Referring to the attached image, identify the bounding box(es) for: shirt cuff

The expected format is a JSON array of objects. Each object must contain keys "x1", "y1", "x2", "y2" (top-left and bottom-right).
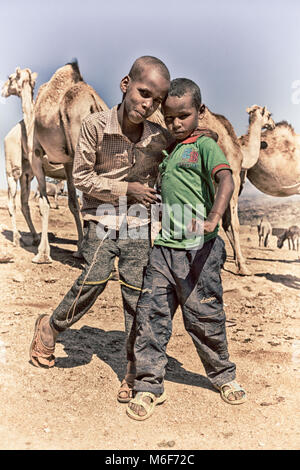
[
  {"x1": 110, "y1": 180, "x2": 128, "y2": 197},
  {"x1": 211, "y1": 164, "x2": 231, "y2": 180}
]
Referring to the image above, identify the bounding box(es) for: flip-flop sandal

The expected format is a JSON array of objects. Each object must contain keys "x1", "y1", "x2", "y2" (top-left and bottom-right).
[
  {"x1": 117, "y1": 378, "x2": 134, "y2": 403},
  {"x1": 126, "y1": 391, "x2": 167, "y2": 421},
  {"x1": 215, "y1": 380, "x2": 247, "y2": 405},
  {"x1": 29, "y1": 314, "x2": 55, "y2": 368}
]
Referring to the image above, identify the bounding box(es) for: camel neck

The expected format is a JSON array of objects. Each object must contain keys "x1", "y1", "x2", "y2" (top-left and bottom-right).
[
  {"x1": 20, "y1": 82, "x2": 35, "y2": 132},
  {"x1": 242, "y1": 117, "x2": 263, "y2": 169}
]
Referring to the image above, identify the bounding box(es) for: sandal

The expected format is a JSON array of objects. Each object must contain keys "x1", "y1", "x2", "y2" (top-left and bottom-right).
[
  {"x1": 215, "y1": 380, "x2": 247, "y2": 405},
  {"x1": 117, "y1": 377, "x2": 134, "y2": 403},
  {"x1": 126, "y1": 391, "x2": 167, "y2": 421},
  {"x1": 29, "y1": 314, "x2": 55, "y2": 368}
]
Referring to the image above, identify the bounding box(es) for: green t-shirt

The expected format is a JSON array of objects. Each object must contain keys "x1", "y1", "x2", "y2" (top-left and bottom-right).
[{"x1": 154, "y1": 135, "x2": 231, "y2": 250}]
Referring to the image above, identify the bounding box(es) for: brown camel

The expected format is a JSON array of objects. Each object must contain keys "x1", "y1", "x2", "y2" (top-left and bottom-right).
[
  {"x1": 151, "y1": 105, "x2": 252, "y2": 275},
  {"x1": 238, "y1": 105, "x2": 275, "y2": 169},
  {"x1": 3, "y1": 62, "x2": 108, "y2": 263},
  {"x1": 199, "y1": 106, "x2": 252, "y2": 274},
  {"x1": 247, "y1": 121, "x2": 300, "y2": 197},
  {"x1": 3, "y1": 120, "x2": 66, "y2": 247},
  {"x1": 2, "y1": 68, "x2": 66, "y2": 247}
]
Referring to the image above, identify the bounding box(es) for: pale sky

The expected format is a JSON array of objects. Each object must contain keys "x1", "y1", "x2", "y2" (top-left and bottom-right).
[{"x1": 1, "y1": 0, "x2": 299, "y2": 195}]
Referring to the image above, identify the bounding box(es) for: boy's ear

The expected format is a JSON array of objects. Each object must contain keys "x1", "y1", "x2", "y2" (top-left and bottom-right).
[
  {"x1": 198, "y1": 104, "x2": 206, "y2": 120},
  {"x1": 120, "y1": 75, "x2": 131, "y2": 94}
]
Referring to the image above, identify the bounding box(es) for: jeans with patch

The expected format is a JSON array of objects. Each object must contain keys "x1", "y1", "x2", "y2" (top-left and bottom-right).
[
  {"x1": 133, "y1": 236, "x2": 236, "y2": 394},
  {"x1": 50, "y1": 220, "x2": 151, "y2": 361}
]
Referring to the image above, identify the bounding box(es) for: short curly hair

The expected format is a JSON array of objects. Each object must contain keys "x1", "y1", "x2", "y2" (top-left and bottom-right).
[{"x1": 165, "y1": 78, "x2": 202, "y2": 110}]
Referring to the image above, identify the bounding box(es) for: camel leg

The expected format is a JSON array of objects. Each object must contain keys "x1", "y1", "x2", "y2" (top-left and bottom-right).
[
  {"x1": 7, "y1": 175, "x2": 21, "y2": 246},
  {"x1": 54, "y1": 192, "x2": 59, "y2": 209},
  {"x1": 19, "y1": 171, "x2": 39, "y2": 246},
  {"x1": 264, "y1": 233, "x2": 269, "y2": 247},
  {"x1": 63, "y1": 162, "x2": 83, "y2": 257},
  {"x1": 31, "y1": 153, "x2": 52, "y2": 264},
  {"x1": 222, "y1": 194, "x2": 251, "y2": 276}
]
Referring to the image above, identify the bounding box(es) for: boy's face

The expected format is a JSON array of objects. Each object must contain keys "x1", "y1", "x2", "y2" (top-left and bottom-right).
[
  {"x1": 163, "y1": 93, "x2": 200, "y2": 141},
  {"x1": 120, "y1": 65, "x2": 170, "y2": 124}
]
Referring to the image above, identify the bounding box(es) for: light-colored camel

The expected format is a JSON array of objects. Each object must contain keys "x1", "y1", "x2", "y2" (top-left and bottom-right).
[
  {"x1": 247, "y1": 121, "x2": 300, "y2": 197},
  {"x1": 238, "y1": 104, "x2": 275, "y2": 195},
  {"x1": 198, "y1": 106, "x2": 253, "y2": 274},
  {"x1": 3, "y1": 62, "x2": 108, "y2": 263},
  {"x1": 2, "y1": 68, "x2": 65, "y2": 247},
  {"x1": 238, "y1": 105, "x2": 275, "y2": 169},
  {"x1": 151, "y1": 105, "x2": 254, "y2": 275},
  {"x1": 257, "y1": 218, "x2": 272, "y2": 247},
  {"x1": 277, "y1": 225, "x2": 300, "y2": 251},
  {"x1": 34, "y1": 180, "x2": 65, "y2": 209}
]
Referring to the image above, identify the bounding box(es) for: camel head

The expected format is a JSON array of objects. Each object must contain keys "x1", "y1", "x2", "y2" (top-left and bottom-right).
[
  {"x1": 246, "y1": 105, "x2": 275, "y2": 131},
  {"x1": 1, "y1": 67, "x2": 37, "y2": 98}
]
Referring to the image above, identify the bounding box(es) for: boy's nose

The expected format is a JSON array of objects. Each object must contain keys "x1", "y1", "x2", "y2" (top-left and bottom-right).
[
  {"x1": 173, "y1": 118, "x2": 181, "y2": 129},
  {"x1": 142, "y1": 98, "x2": 153, "y2": 111}
]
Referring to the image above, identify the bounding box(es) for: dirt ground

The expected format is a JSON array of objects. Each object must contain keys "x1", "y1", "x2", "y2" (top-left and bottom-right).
[{"x1": 0, "y1": 189, "x2": 299, "y2": 451}]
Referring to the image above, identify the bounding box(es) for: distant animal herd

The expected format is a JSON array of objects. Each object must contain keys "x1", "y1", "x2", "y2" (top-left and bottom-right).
[{"x1": 257, "y1": 218, "x2": 299, "y2": 251}]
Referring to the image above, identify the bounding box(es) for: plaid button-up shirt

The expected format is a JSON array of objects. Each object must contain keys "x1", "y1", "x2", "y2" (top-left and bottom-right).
[{"x1": 73, "y1": 105, "x2": 173, "y2": 228}]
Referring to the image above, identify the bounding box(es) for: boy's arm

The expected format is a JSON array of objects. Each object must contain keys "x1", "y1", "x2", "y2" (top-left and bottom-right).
[
  {"x1": 73, "y1": 118, "x2": 128, "y2": 201},
  {"x1": 204, "y1": 169, "x2": 234, "y2": 233},
  {"x1": 73, "y1": 117, "x2": 159, "y2": 205}
]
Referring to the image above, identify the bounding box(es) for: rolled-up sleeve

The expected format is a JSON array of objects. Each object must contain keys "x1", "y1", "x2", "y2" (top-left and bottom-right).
[{"x1": 73, "y1": 116, "x2": 128, "y2": 201}]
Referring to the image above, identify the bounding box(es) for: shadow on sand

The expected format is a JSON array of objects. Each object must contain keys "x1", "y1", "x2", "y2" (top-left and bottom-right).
[
  {"x1": 2, "y1": 229, "x2": 83, "y2": 269},
  {"x1": 54, "y1": 325, "x2": 213, "y2": 392},
  {"x1": 255, "y1": 272, "x2": 300, "y2": 290}
]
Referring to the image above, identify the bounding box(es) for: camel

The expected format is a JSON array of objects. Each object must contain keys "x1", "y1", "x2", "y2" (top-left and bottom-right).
[
  {"x1": 277, "y1": 225, "x2": 300, "y2": 251},
  {"x1": 246, "y1": 121, "x2": 300, "y2": 197},
  {"x1": 34, "y1": 180, "x2": 65, "y2": 209},
  {"x1": 2, "y1": 68, "x2": 66, "y2": 247},
  {"x1": 3, "y1": 120, "x2": 66, "y2": 247},
  {"x1": 238, "y1": 104, "x2": 276, "y2": 195},
  {"x1": 257, "y1": 218, "x2": 272, "y2": 247},
  {"x1": 197, "y1": 106, "x2": 253, "y2": 274},
  {"x1": 2, "y1": 62, "x2": 108, "y2": 263},
  {"x1": 239, "y1": 105, "x2": 275, "y2": 169},
  {"x1": 150, "y1": 105, "x2": 258, "y2": 275}
]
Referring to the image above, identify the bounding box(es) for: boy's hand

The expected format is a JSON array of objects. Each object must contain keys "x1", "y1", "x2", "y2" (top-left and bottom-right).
[
  {"x1": 204, "y1": 219, "x2": 218, "y2": 233},
  {"x1": 127, "y1": 182, "x2": 158, "y2": 205}
]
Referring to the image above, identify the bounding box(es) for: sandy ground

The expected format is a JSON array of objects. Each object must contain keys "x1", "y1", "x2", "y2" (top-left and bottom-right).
[{"x1": 0, "y1": 190, "x2": 299, "y2": 451}]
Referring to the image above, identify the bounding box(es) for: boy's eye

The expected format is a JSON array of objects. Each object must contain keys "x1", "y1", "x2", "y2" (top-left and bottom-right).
[{"x1": 139, "y1": 89, "x2": 150, "y2": 98}]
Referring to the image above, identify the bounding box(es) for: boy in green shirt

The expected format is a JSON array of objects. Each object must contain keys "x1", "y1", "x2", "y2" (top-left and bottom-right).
[{"x1": 127, "y1": 78, "x2": 246, "y2": 421}]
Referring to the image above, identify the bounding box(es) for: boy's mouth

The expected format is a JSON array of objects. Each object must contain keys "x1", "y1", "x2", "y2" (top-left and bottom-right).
[
  {"x1": 135, "y1": 110, "x2": 146, "y2": 119},
  {"x1": 173, "y1": 130, "x2": 186, "y2": 137}
]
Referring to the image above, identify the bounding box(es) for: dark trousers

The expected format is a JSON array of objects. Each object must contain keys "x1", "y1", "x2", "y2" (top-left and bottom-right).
[
  {"x1": 133, "y1": 236, "x2": 236, "y2": 394},
  {"x1": 50, "y1": 220, "x2": 151, "y2": 361}
]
